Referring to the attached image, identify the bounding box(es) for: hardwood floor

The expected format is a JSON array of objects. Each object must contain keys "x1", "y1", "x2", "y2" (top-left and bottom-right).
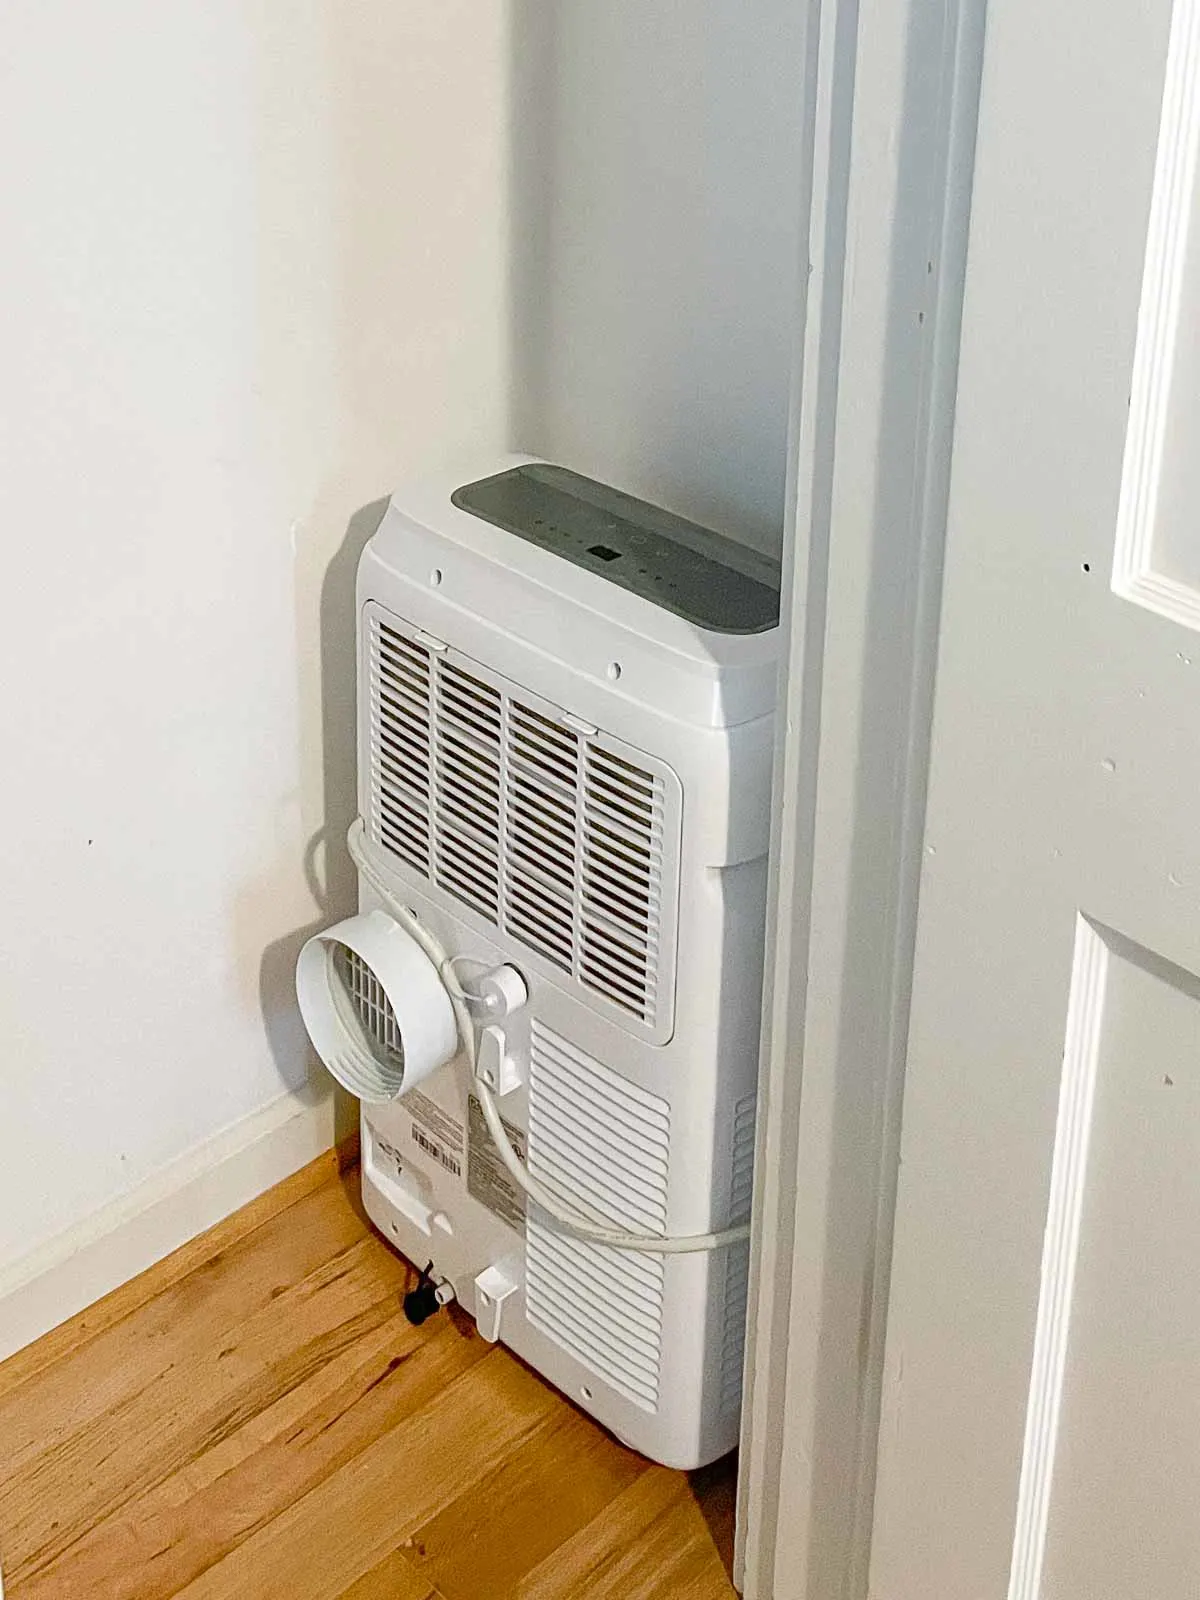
[{"x1": 0, "y1": 1147, "x2": 738, "y2": 1599}]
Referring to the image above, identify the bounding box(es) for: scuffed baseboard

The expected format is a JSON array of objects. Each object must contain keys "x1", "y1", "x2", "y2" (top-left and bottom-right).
[{"x1": 0, "y1": 1087, "x2": 349, "y2": 1365}]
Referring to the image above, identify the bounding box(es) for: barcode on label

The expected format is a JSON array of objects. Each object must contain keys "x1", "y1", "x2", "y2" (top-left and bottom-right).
[{"x1": 412, "y1": 1125, "x2": 462, "y2": 1177}]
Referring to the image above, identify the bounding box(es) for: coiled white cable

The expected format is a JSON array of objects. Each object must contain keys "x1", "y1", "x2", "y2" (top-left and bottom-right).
[{"x1": 346, "y1": 820, "x2": 751, "y2": 1256}]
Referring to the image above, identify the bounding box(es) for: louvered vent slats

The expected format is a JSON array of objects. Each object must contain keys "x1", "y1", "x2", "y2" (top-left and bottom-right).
[
  {"x1": 525, "y1": 1023, "x2": 669, "y2": 1411},
  {"x1": 720, "y1": 1246, "x2": 751, "y2": 1413},
  {"x1": 528, "y1": 1227, "x2": 665, "y2": 1336},
  {"x1": 730, "y1": 1094, "x2": 757, "y2": 1223},
  {"x1": 366, "y1": 606, "x2": 678, "y2": 1033},
  {"x1": 432, "y1": 659, "x2": 502, "y2": 924},
  {"x1": 335, "y1": 945, "x2": 406, "y2": 1071},
  {"x1": 369, "y1": 627, "x2": 430, "y2": 870},
  {"x1": 719, "y1": 1093, "x2": 757, "y2": 1413}
]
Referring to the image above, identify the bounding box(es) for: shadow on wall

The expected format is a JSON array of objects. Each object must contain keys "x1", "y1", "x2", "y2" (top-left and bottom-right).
[
  {"x1": 236, "y1": 0, "x2": 509, "y2": 1101},
  {"x1": 255, "y1": 498, "x2": 388, "y2": 1120},
  {"x1": 307, "y1": 497, "x2": 391, "y2": 920},
  {"x1": 508, "y1": 0, "x2": 558, "y2": 467},
  {"x1": 507, "y1": 0, "x2": 806, "y2": 559}
]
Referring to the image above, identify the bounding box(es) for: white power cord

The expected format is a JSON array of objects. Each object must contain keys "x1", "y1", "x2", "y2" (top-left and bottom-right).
[{"x1": 346, "y1": 820, "x2": 750, "y2": 1256}]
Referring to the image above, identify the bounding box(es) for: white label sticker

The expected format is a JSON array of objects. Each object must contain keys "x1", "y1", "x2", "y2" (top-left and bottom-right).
[{"x1": 406, "y1": 1090, "x2": 465, "y2": 1179}]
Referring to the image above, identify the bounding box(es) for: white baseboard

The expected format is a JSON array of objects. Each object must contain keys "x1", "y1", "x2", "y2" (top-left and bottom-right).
[{"x1": 0, "y1": 1088, "x2": 341, "y2": 1365}]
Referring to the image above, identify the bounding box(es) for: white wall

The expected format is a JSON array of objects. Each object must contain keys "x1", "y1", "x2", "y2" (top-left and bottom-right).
[
  {"x1": 0, "y1": 0, "x2": 510, "y2": 1317},
  {"x1": 0, "y1": 0, "x2": 804, "y2": 1347},
  {"x1": 511, "y1": 0, "x2": 806, "y2": 556}
]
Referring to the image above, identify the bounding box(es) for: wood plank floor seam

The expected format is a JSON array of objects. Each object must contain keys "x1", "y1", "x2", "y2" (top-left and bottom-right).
[{"x1": 0, "y1": 1151, "x2": 736, "y2": 1599}]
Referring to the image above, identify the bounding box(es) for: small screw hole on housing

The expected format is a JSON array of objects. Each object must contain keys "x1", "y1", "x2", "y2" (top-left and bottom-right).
[
  {"x1": 606, "y1": 661, "x2": 622, "y2": 682},
  {"x1": 430, "y1": 568, "x2": 443, "y2": 587},
  {"x1": 1082, "y1": 562, "x2": 1091, "y2": 573}
]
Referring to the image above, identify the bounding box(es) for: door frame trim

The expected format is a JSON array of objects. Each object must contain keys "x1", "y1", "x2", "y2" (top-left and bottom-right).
[{"x1": 736, "y1": 2, "x2": 988, "y2": 1594}]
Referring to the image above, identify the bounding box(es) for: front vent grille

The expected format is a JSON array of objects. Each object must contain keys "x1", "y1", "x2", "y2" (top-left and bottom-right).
[
  {"x1": 365, "y1": 605, "x2": 680, "y2": 1036},
  {"x1": 370, "y1": 623, "x2": 432, "y2": 874},
  {"x1": 525, "y1": 1023, "x2": 669, "y2": 1411},
  {"x1": 719, "y1": 1093, "x2": 757, "y2": 1413}
]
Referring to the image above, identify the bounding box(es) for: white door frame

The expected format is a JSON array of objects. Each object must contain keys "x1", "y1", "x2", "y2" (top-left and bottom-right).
[{"x1": 737, "y1": 1, "x2": 987, "y2": 1594}]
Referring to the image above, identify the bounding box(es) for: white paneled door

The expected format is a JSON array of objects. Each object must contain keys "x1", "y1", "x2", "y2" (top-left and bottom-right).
[{"x1": 869, "y1": 2, "x2": 1200, "y2": 1597}]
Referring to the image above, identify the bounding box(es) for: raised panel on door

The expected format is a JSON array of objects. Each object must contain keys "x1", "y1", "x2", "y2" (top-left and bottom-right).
[
  {"x1": 1023, "y1": 923, "x2": 1200, "y2": 1600},
  {"x1": 1114, "y1": 0, "x2": 1200, "y2": 624},
  {"x1": 868, "y1": 0, "x2": 1200, "y2": 1594}
]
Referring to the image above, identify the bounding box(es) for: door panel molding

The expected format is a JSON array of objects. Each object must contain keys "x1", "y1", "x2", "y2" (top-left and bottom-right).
[
  {"x1": 1009, "y1": 918, "x2": 1200, "y2": 1597},
  {"x1": 1008, "y1": 917, "x2": 1107, "y2": 1600},
  {"x1": 1113, "y1": 0, "x2": 1200, "y2": 630}
]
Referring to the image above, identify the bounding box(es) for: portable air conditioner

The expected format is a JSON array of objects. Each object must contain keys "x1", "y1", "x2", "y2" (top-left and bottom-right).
[{"x1": 296, "y1": 455, "x2": 779, "y2": 1470}]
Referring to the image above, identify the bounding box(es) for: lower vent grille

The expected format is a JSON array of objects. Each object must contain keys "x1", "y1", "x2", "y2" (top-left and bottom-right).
[
  {"x1": 525, "y1": 1023, "x2": 669, "y2": 1411},
  {"x1": 730, "y1": 1094, "x2": 757, "y2": 1223},
  {"x1": 720, "y1": 1094, "x2": 757, "y2": 1413},
  {"x1": 720, "y1": 1245, "x2": 751, "y2": 1414}
]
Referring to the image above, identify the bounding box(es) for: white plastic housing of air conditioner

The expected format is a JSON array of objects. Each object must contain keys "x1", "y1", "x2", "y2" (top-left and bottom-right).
[{"x1": 346, "y1": 454, "x2": 776, "y2": 1470}]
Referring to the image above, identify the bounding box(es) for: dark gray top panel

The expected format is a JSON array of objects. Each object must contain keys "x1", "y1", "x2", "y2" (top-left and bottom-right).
[{"x1": 451, "y1": 464, "x2": 780, "y2": 635}]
